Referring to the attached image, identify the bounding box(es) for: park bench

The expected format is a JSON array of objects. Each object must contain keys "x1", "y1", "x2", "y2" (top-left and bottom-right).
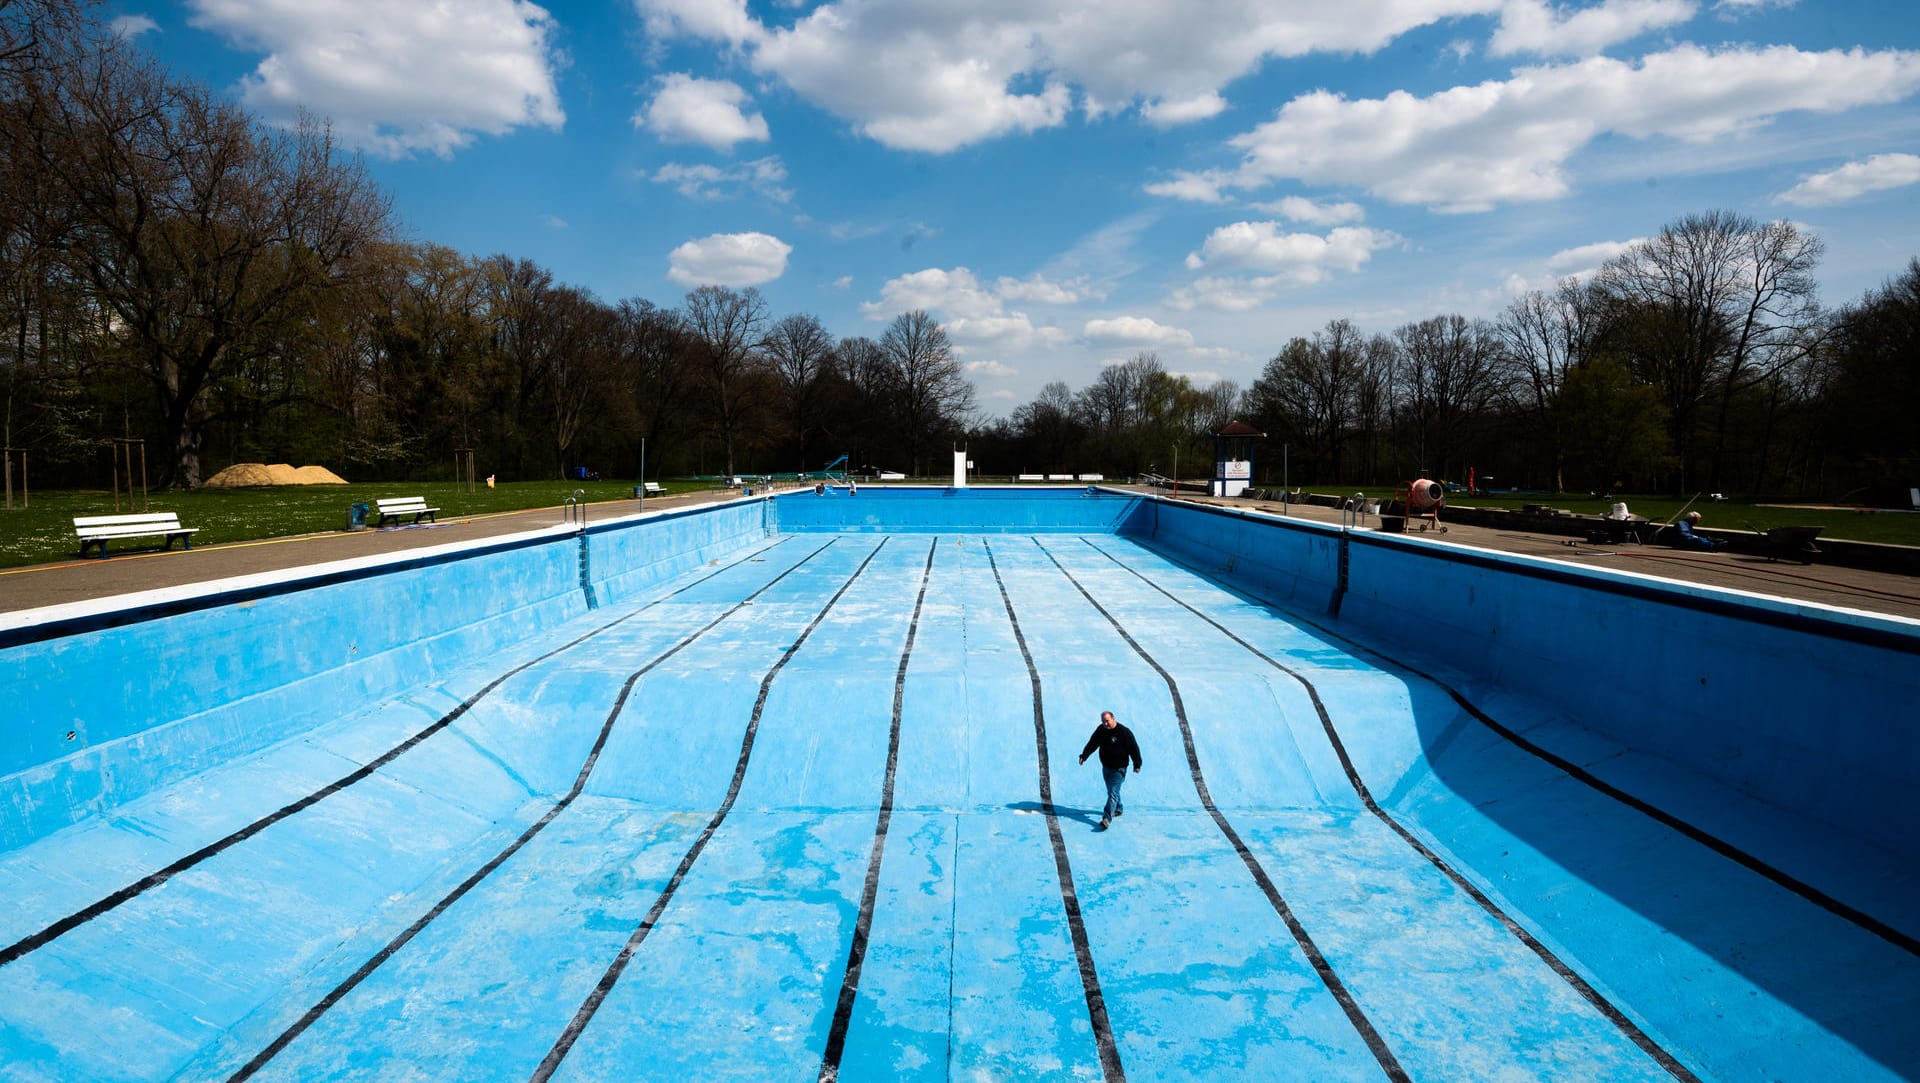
[
  {"x1": 1047, "y1": 473, "x2": 1074, "y2": 482},
  {"x1": 642, "y1": 481, "x2": 664, "y2": 495},
  {"x1": 373, "y1": 496, "x2": 438, "y2": 527},
  {"x1": 1016, "y1": 474, "x2": 1044, "y2": 482},
  {"x1": 1078, "y1": 474, "x2": 1104, "y2": 482},
  {"x1": 74, "y1": 512, "x2": 198, "y2": 558}
]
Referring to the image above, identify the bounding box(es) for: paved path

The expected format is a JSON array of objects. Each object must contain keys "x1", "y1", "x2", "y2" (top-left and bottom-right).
[
  {"x1": 4, "y1": 484, "x2": 1917, "y2": 622},
  {"x1": 1198, "y1": 492, "x2": 1920, "y2": 621},
  {"x1": 0, "y1": 487, "x2": 755, "y2": 616}
]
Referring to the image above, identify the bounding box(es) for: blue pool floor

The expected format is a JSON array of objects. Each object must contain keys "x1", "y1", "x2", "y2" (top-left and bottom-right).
[{"x1": 2, "y1": 534, "x2": 1916, "y2": 1081}]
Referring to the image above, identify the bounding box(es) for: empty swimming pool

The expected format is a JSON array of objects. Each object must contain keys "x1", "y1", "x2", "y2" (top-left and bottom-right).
[{"x1": 2, "y1": 488, "x2": 1916, "y2": 1081}]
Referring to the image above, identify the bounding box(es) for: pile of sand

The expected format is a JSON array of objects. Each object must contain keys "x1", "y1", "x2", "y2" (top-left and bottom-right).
[{"x1": 204, "y1": 463, "x2": 349, "y2": 487}]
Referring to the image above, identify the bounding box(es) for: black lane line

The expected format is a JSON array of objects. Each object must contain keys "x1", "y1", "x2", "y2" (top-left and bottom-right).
[
  {"x1": 984, "y1": 539, "x2": 1125, "y2": 1083},
  {"x1": 531, "y1": 538, "x2": 893, "y2": 1082},
  {"x1": 818, "y1": 538, "x2": 939, "y2": 1082},
  {"x1": 1029, "y1": 538, "x2": 1410, "y2": 1083},
  {"x1": 226, "y1": 538, "x2": 841, "y2": 1082},
  {"x1": 1141, "y1": 541, "x2": 1920, "y2": 961},
  {"x1": 1080, "y1": 538, "x2": 1701, "y2": 1082},
  {"x1": 0, "y1": 537, "x2": 796, "y2": 971}
]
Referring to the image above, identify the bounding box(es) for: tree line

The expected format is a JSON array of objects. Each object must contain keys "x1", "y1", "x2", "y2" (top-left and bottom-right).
[
  {"x1": 1, "y1": 0, "x2": 976, "y2": 488},
  {"x1": 4, "y1": 0, "x2": 1914, "y2": 499},
  {"x1": 980, "y1": 217, "x2": 1916, "y2": 502}
]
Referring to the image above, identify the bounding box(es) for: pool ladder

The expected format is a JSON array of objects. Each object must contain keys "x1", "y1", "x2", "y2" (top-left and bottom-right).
[
  {"x1": 563, "y1": 489, "x2": 587, "y2": 526},
  {"x1": 1339, "y1": 492, "x2": 1370, "y2": 531}
]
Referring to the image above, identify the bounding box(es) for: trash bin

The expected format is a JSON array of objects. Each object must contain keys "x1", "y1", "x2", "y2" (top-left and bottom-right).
[{"x1": 347, "y1": 501, "x2": 370, "y2": 530}]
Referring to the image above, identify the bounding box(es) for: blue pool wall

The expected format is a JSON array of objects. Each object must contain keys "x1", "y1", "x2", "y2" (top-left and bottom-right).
[
  {"x1": 0, "y1": 500, "x2": 769, "y2": 848},
  {"x1": 774, "y1": 484, "x2": 1153, "y2": 533},
  {"x1": 5, "y1": 486, "x2": 1916, "y2": 864},
  {"x1": 1141, "y1": 498, "x2": 1920, "y2": 860}
]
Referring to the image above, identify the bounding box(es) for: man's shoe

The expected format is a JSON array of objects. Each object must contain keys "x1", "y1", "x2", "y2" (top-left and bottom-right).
[
  {"x1": 1113, "y1": 809, "x2": 1122, "y2": 817},
  {"x1": 1097, "y1": 819, "x2": 1110, "y2": 830}
]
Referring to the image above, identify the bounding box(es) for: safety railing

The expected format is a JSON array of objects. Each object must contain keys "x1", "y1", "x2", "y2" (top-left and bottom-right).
[
  {"x1": 563, "y1": 489, "x2": 586, "y2": 526},
  {"x1": 1340, "y1": 492, "x2": 1369, "y2": 531}
]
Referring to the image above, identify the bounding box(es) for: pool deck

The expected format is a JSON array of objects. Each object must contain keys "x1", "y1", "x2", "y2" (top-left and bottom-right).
[{"x1": 4, "y1": 485, "x2": 1916, "y2": 621}]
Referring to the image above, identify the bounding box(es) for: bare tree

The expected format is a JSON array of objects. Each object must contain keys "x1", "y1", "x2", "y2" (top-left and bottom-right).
[
  {"x1": 762, "y1": 311, "x2": 834, "y2": 470},
  {"x1": 1, "y1": 0, "x2": 93, "y2": 76},
  {"x1": 879, "y1": 309, "x2": 972, "y2": 475},
  {"x1": 1497, "y1": 279, "x2": 1597, "y2": 491},
  {"x1": 1595, "y1": 210, "x2": 1823, "y2": 490},
  {"x1": 37, "y1": 45, "x2": 389, "y2": 485},
  {"x1": 683, "y1": 284, "x2": 768, "y2": 477},
  {"x1": 543, "y1": 285, "x2": 618, "y2": 479},
  {"x1": 1011, "y1": 380, "x2": 1081, "y2": 472},
  {"x1": 1393, "y1": 314, "x2": 1503, "y2": 481},
  {"x1": 1249, "y1": 320, "x2": 1364, "y2": 483},
  {"x1": 617, "y1": 298, "x2": 694, "y2": 474}
]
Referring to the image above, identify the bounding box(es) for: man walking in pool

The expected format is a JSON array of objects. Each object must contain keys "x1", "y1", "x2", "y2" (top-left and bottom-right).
[{"x1": 1079, "y1": 710, "x2": 1142, "y2": 831}]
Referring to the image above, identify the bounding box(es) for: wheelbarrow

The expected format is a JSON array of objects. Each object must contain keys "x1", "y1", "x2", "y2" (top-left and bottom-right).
[{"x1": 1757, "y1": 525, "x2": 1823, "y2": 563}]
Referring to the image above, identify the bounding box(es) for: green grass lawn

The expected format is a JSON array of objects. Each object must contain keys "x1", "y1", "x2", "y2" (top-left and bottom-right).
[
  {"x1": 0, "y1": 479, "x2": 704, "y2": 569},
  {"x1": 2, "y1": 480, "x2": 1914, "y2": 570}
]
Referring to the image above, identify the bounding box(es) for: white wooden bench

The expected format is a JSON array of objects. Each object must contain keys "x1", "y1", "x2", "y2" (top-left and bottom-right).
[
  {"x1": 1078, "y1": 474, "x2": 1104, "y2": 482},
  {"x1": 74, "y1": 513, "x2": 198, "y2": 558},
  {"x1": 1017, "y1": 474, "x2": 1045, "y2": 482},
  {"x1": 1047, "y1": 473, "x2": 1074, "y2": 482},
  {"x1": 642, "y1": 481, "x2": 664, "y2": 495},
  {"x1": 374, "y1": 496, "x2": 438, "y2": 526}
]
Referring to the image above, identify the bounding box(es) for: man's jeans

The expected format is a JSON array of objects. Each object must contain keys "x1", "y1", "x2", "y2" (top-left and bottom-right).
[{"x1": 1102, "y1": 767, "x2": 1127, "y2": 822}]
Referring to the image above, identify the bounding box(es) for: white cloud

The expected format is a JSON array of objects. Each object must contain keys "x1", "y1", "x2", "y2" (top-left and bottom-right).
[
  {"x1": 994, "y1": 273, "x2": 1094, "y2": 305},
  {"x1": 666, "y1": 231, "x2": 792, "y2": 286},
  {"x1": 650, "y1": 156, "x2": 791, "y2": 201},
  {"x1": 1145, "y1": 171, "x2": 1231, "y2": 203},
  {"x1": 1185, "y1": 223, "x2": 1398, "y2": 278},
  {"x1": 1142, "y1": 92, "x2": 1228, "y2": 127},
  {"x1": 1164, "y1": 224, "x2": 1397, "y2": 310},
  {"x1": 1490, "y1": 0, "x2": 1695, "y2": 58},
  {"x1": 640, "y1": 74, "x2": 770, "y2": 150},
  {"x1": 1776, "y1": 153, "x2": 1920, "y2": 205},
  {"x1": 187, "y1": 0, "x2": 565, "y2": 158},
  {"x1": 990, "y1": 388, "x2": 1017, "y2": 401},
  {"x1": 863, "y1": 267, "x2": 1004, "y2": 321},
  {"x1": 832, "y1": 275, "x2": 854, "y2": 289},
  {"x1": 966, "y1": 360, "x2": 1018, "y2": 377},
  {"x1": 638, "y1": 0, "x2": 1504, "y2": 152},
  {"x1": 1165, "y1": 276, "x2": 1284, "y2": 312},
  {"x1": 1501, "y1": 235, "x2": 1646, "y2": 294},
  {"x1": 861, "y1": 267, "x2": 1068, "y2": 351},
  {"x1": 1249, "y1": 195, "x2": 1367, "y2": 225},
  {"x1": 1083, "y1": 316, "x2": 1195, "y2": 349},
  {"x1": 637, "y1": 0, "x2": 764, "y2": 46},
  {"x1": 110, "y1": 14, "x2": 159, "y2": 37},
  {"x1": 1222, "y1": 45, "x2": 1920, "y2": 212},
  {"x1": 1545, "y1": 237, "x2": 1643, "y2": 274},
  {"x1": 544, "y1": 215, "x2": 569, "y2": 229}
]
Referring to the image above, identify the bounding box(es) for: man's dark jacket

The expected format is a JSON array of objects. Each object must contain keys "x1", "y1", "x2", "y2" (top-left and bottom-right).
[{"x1": 1081, "y1": 723, "x2": 1142, "y2": 771}]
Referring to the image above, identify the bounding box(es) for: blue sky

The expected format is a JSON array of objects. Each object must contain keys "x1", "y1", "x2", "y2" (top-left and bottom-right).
[{"x1": 115, "y1": 0, "x2": 1920, "y2": 414}]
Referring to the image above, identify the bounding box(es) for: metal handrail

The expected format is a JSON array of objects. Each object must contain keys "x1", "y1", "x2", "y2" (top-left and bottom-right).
[
  {"x1": 1340, "y1": 492, "x2": 1368, "y2": 531},
  {"x1": 563, "y1": 489, "x2": 586, "y2": 525}
]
